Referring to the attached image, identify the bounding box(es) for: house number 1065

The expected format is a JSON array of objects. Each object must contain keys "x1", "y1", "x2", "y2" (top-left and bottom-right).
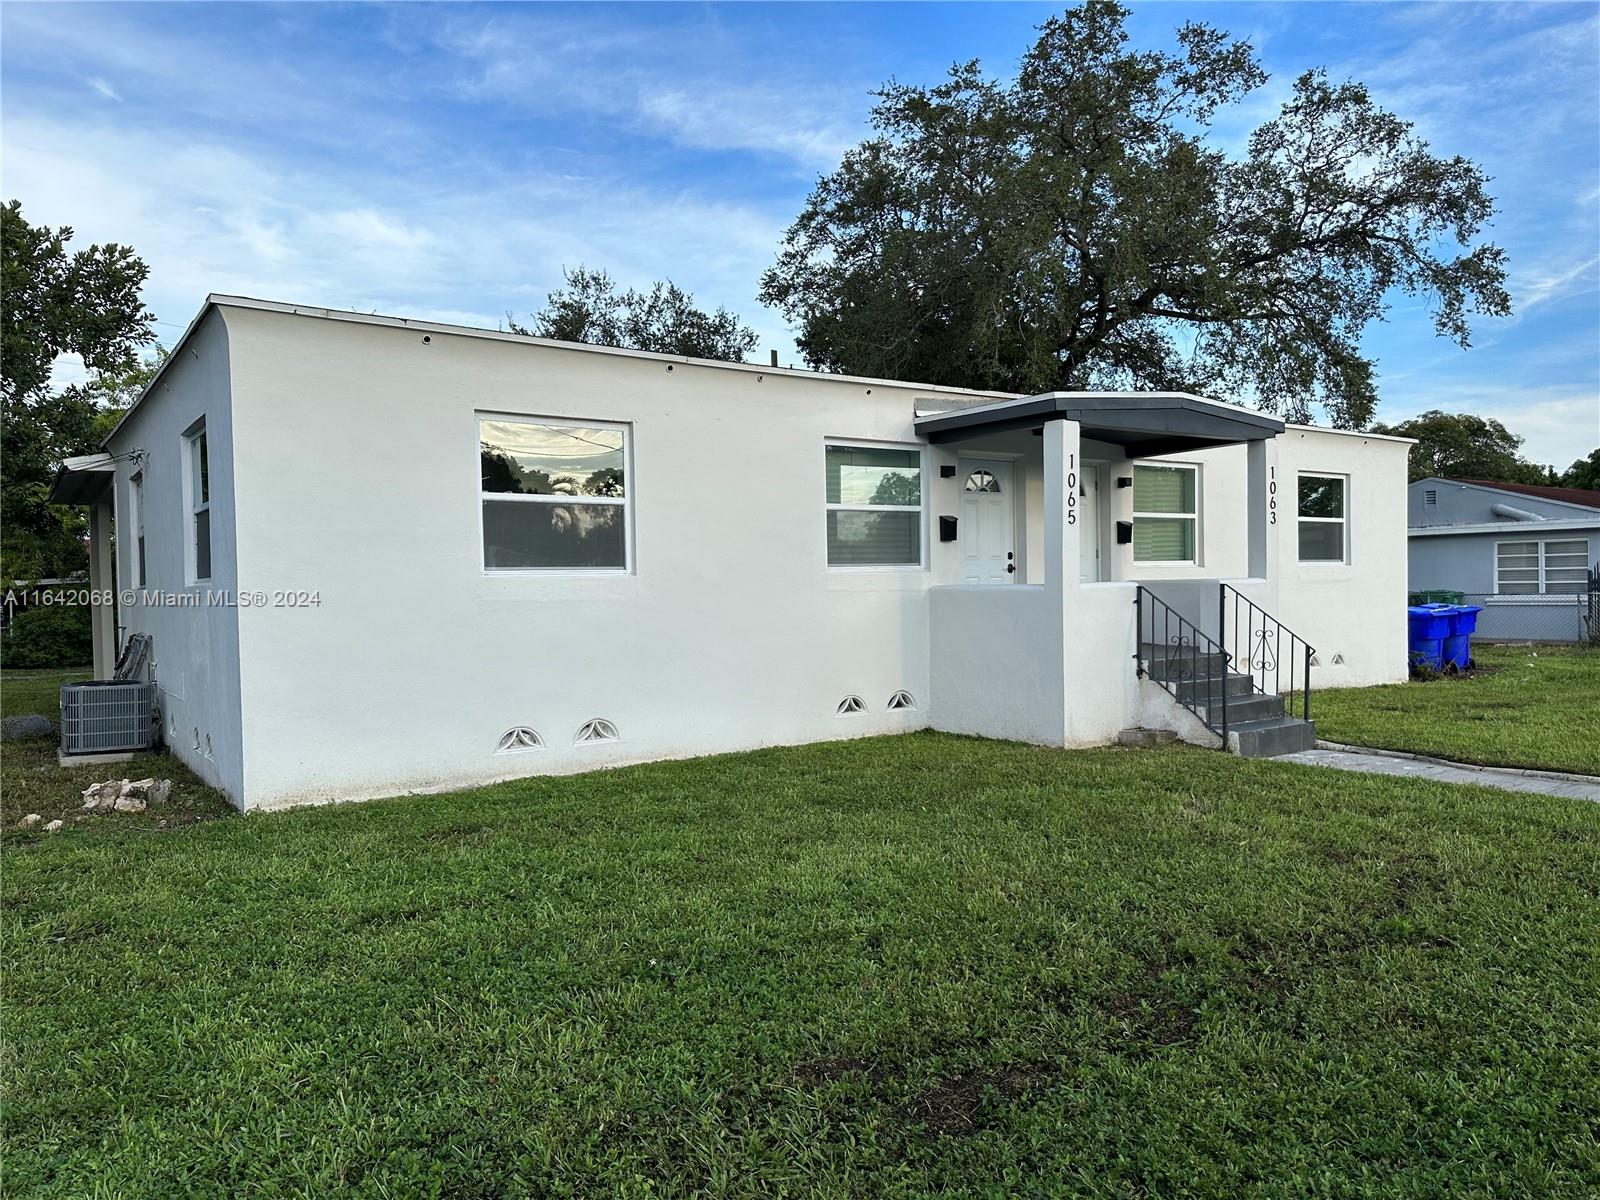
[{"x1": 1065, "y1": 453, "x2": 1078, "y2": 525}]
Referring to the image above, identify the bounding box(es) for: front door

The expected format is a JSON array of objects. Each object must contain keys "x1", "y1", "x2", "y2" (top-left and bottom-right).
[
  {"x1": 1079, "y1": 465, "x2": 1101, "y2": 582},
  {"x1": 959, "y1": 459, "x2": 1015, "y2": 584}
]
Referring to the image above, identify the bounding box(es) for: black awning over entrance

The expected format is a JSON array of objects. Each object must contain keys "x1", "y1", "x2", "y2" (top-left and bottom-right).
[{"x1": 915, "y1": 392, "x2": 1283, "y2": 457}]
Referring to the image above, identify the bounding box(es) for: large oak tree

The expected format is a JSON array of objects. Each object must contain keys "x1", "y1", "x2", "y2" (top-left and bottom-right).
[{"x1": 761, "y1": 1, "x2": 1509, "y2": 427}]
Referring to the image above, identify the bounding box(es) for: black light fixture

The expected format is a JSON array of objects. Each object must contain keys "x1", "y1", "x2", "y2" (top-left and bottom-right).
[
  {"x1": 1116, "y1": 476, "x2": 1133, "y2": 488},
  {"x1": 939, "y1": 464, "x2": 957, "y2": 478}
]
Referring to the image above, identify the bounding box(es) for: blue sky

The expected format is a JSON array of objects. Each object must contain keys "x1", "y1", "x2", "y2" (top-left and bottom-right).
[{"x1": 2, "y1": 1, "x2": 1595, "y2": 466}]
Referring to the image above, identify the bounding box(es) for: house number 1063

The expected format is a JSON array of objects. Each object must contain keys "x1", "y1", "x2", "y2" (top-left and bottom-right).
[
  {"x1": 1065, "y1": 453, "x2": 1078, "y2": 525},
  {"x1": 1268, "y1": 465, "x2": 1278, "y2": 525}
]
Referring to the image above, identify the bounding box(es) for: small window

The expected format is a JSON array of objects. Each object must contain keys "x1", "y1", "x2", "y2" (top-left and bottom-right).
[
  {"x1": 185, "y1": 422, "x2": 211, "y2": 582},
  {"x1": 825, "y1": 444, "x2": 923, "y2": 567},
  {"x1": 129, "y1": 473, "x2": 146, "y2": 588},
  {"x1": 1498, "y1": 538, "x2": 1590, "y2": 595},
  {"x1": 1132, "y1": 464, "x2": 1197, "y2": 563},
  {"x1": 480, "y1": 416, "x2": 630, "y2": 572},
  {"x1": 963, "y1": 469, "x2": 1000, "y2": 493},
  {"x1": 1298, "y1": 474, "x2": 1348, "y2": 563}
]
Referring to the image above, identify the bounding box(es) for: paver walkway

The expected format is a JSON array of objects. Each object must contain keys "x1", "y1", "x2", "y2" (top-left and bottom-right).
[{"x1": 1279, "y1": 745, "x2": 1600, "y2": 803}]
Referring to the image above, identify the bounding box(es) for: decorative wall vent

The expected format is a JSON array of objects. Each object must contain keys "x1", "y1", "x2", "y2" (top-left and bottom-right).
[
  {"x1": 836, "y1": 695, "x2": 866, "y2": 716},
  {"x1": 886, "y1": 690, "x2": 917, "y2": 710},
  {"x1": 1331, "y1": 652, "x2": 1346, "y2": 665},
  {"x1": 575, "y1": 718, "x2": 619, "y2": 744},
  {"x1": 1309, "y1": 652, "x2": 1320, "y2": 667},
  {"x1": 495, "y1": 727, "x2": 544, "y2": 754}
]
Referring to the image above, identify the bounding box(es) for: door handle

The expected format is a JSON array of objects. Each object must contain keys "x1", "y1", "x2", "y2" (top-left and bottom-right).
[{"x1": 1006, "y1": 563, "x2": 1016, "y2": 574}]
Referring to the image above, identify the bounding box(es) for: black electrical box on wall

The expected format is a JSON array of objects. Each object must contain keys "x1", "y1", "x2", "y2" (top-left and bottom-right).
[
  {"x1": 939, "y1": 516, "x2": 958, "y2": 542},
  {"x1": 1116, "y1": 520, "x2": 1133, "y2": 544}
]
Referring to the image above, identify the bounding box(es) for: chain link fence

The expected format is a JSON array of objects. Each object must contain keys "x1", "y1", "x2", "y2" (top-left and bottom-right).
[{"x1": 1459, "y1": 592, "x2": 1600, "y2": 644}]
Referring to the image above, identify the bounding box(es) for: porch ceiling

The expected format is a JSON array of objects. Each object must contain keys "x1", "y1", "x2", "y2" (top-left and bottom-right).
[{"x1": 914, "y1": 392, "x2": 1283, "y2": 456}]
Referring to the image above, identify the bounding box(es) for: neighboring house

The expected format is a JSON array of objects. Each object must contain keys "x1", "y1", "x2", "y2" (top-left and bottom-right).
[
  {"x1": 51, "y1": 296, "x2": 1412, "y2": 810},
  {"x1": 1407, "y1": 477, "x2": 1600, "y2": 643}
]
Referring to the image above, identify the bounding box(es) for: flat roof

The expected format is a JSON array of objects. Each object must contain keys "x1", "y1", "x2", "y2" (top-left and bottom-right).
[{"x1": 915, "y1": 391, "x2": 1285, "y2": 455}]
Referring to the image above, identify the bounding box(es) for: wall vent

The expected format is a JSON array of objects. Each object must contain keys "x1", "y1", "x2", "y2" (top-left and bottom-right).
[
  {"x1": 496, "y1": 727, "x2": 544, "y2": 754},
  {"x1": 575, "y1": 718, "x2": 619, "y2": 744},
  {"x1": 1424, "y1": 489, "x2": 1437, "y2": 506},
  {"x1": 886, "y1": 690, "x2": 917, "y2": 710},
  {"x1": 836, "y1": 695, "x2": 866, "y2": 716},
  {"x1": 1331, "y1": 653, "x2": 1345, "y2": 665}
]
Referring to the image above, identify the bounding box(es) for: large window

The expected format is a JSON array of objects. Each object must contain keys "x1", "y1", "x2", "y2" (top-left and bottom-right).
[
  {"x1": 130, "y1": 473, "x2": 146, "y2": 588},
  {"x1": 1496, "y1": 539, "x2": 1590, "y2": 595},
  {"x1": 480, "y1": 416, "x2": 630, "y2": 571},
  {"x1": 825, "y1": 444, "x2": 923, "y2": 567},
  {"x1": 186, "y1": 422, "x2": 211, "y2": 582},
  {"x1": 1297, "y1": 474, "x2": 1348, "y2": 562},
  {"x1": 1132, "y1": 464, "x2": 1197, "y2": 563}
]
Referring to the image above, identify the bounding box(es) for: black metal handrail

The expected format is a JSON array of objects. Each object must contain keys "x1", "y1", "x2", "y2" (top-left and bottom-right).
[
  {"x1": 1219, "y1": 583, "x2": 1314, "y2": 722},
  {"x1": 1134, "y1": 585, "x2": 1229, "y2": 748}
]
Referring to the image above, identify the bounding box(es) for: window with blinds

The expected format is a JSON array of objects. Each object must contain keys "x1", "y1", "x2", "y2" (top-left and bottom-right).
[
  {"x1": 825, "y1": 444, "x2": 923, "y2": 567},
  {"x1": 1132, "y1": 464, "x2": 1197, "y2": 563},
  {"x1": 1496, "y1": 539, "x2": 1590, "y2": 595}
]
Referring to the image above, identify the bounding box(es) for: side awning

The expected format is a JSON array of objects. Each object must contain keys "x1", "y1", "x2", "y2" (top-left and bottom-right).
[{"x1": 47, "y1": 453, "x2": 116, "y2": 505}]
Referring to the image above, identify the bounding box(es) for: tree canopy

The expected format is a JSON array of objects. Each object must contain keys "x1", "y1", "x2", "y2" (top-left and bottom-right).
[
  {"x1": 510, "y1": 267, "x2": 759, "y2": 362},
  {"x1": 1, "y1": 200, "x2": 155, "y2": 582},
  {"x1": 760, "y1": 1, "x2": 1508, "y2": 428},
  {"x1": 1372, "y1": 409, "x2": 1556, "y2": 485}
]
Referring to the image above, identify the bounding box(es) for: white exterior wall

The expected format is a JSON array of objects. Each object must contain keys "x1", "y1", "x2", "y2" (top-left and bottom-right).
[
  {"x1": 1273, "y1": 426, "x2": 1411, "y2": 687},
  {"x1": 107, "y1": 301, "x2": 1411, "y2": 808},
  {"x1": 221, "y1": 306, "x2": 1001, "y2": 809},
  {"x1": 105, "y1": 311, "x2": 245, "y2": 800}
]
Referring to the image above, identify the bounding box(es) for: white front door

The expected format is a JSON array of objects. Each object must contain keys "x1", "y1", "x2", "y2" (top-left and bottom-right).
[
  {"x1": 959, "y1": 459, "x2": 1015, "y2": 584},
  {"x1": 1079, "y1": 466, "x2": 1101, "y2": 582}
]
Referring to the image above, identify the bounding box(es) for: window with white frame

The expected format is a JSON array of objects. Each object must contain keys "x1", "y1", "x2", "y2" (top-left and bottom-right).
[
  {"x1": 1132, "y1": 464, "x2": 1197, "y2": 563},
  {"x1": 824, "y1": 444, "x2": 923, "y2": 567},
  {"x1": 129, "y1": 472, "x2": 146, "y2": 588},
  {"x1": 185, "y1": 422, "x2": 211, "y2": 582},
  {"x1": 479, "y1": 416, "x2": 630, "y2": 571},
  {"x1": 1496, "y1": 538, "x2": 1590, "y2": 595},
  {"x1": 1297, "y1": 474, "x2": 1348, "y2": 562}
]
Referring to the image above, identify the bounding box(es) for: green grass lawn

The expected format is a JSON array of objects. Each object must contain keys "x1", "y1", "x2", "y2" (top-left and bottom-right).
[
  {"x1": 0, "y1": 665, "x2": 89, "y2": 721},
  {"x1": 6, "y1": 732, "x2": 1597, "y2": 1197},
  {"x1": 1314, "y1": 644, "x2": 1600, "y2": 775}
]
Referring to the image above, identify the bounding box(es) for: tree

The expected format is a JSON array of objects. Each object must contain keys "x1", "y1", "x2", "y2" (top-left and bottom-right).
[
  {"x1": 1372, "y1": 409, "x2": 1555, "y2": 484},
  {"x1": 1, "y1": 200, "x2": 155, "y2": 582},
  {"x1": 510, "y1": 267, "x2": 759, "y2": 362},
  {"x1": 1560, "y1": 448, "x2": 1600, "y2": 492},
  {"x1": 760, "y1": 1, "x2": 1508, "y2": 428}
]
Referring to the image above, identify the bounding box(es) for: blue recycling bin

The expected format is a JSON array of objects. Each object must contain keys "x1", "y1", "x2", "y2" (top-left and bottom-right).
[
  {"x1": 1407, "y1": 605, "x2": 1452, "y2": 670},
  {"x1": 1442, "y1": 604, "x2": 1482, "y2": 670}
]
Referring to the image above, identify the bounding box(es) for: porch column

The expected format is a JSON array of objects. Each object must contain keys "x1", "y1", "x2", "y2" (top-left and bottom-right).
[
  {"x1": 1245, "y1": 438, "x2": 1280, "y2": 581},
  {"x1": 1042, "y1": 419, "x2": 1083, "y2": 595},
  {"x1": 88, "y1": 496, "x2": 116, "y2": 677}
]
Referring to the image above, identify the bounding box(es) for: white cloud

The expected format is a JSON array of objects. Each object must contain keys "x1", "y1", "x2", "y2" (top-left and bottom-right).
[
  {"x1": 86, "y1": 77, "x2": 120, "y2": 102},
  {"x1": 1380, "y1": 386, "x2": 1600, "y2": 468},
  {"x1": 0, "y1": 112, "x2": 800, "y2": 361}
]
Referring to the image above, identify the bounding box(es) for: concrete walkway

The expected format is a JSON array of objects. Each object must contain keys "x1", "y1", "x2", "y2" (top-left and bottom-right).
[{"x1": 1277, "y1": 745, "x2": 1600, "y2": 803}]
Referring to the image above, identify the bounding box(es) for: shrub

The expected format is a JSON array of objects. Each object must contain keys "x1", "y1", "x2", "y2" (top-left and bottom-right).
[{"x1": 1, "y1": 603, "x2": 93, "y2": 669}]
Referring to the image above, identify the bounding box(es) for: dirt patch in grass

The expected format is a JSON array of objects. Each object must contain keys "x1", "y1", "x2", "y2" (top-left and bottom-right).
[{"x1": 896, "y1": 1061, "x2": 1058, "y2": 1138}]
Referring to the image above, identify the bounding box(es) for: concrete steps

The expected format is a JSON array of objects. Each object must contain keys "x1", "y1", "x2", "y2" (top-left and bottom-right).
[{"x1": 1140, "y1": 640, "x2": 1315, "y2": 759}]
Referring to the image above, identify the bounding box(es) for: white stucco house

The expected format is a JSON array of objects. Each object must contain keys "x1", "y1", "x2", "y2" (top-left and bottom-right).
[{"x1": 52, "y1": 296, "x2": 1413, "y2": 810}]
